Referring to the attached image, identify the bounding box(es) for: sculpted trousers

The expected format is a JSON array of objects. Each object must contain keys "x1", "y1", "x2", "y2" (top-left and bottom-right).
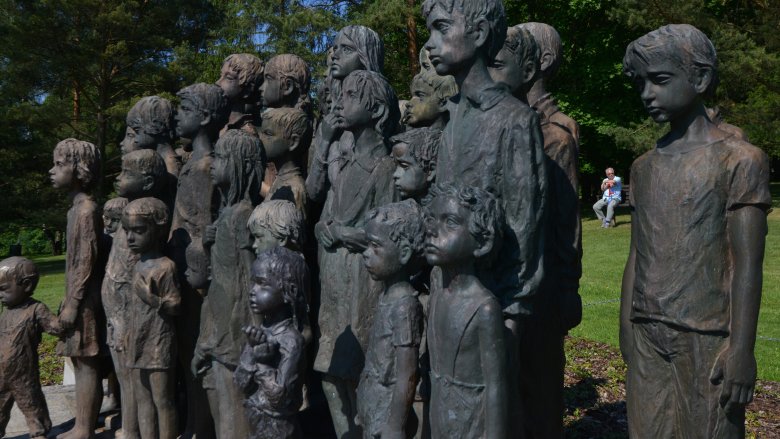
[
  {"x1": 0, "y1": 379, "x2": 52, "y2": 437},
  {"x1": 593, "y1": 198, "x2": 618, "y2": 222},
  {"x1": 202, "y1": 360, "x2": 250, "y2": 439},
  {"x1": 627, "y1": 321, "x2": 744, "y2": 439}
]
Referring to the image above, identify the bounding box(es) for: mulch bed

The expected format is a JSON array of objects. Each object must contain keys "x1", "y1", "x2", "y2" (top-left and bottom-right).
[{"x1": 564, "y1": 336, "x2": 780, "y2": 438}]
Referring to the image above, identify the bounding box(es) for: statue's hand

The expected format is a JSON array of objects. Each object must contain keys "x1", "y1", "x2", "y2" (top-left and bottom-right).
[
  {"x1": 710, "y1": 344, "x2": 757, "y2": 414},
  {"x1": 315, "y1": 222, "x2": 338, "y2": 249},
  {"x1": 244, "y1": 325, "x2": 266, "y2": 346},
  {"x1": 59, "y1": 306, "x2": 78, "y2": 330},
  {"x1": 320, "y1": 112, "x2": 341, "y2": 144},
  {"x1": 191, "y1": 350, "x2": 211, "y2": 377}
]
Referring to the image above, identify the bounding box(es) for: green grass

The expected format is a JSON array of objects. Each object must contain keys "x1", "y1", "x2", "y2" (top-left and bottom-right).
[{"x1": 572, "y1": 188, "x2": 780, "y2": 381}]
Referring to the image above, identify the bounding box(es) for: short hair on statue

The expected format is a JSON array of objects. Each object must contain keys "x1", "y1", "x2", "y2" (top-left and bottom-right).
[
  {"x1": 0, "y1": 256, "x2": 40, "y2": 291},
  {"x1": 103, "y1": 197, "x2": 129, "y2": 218},
  {"x1": 176, "y1": 83, "x2": 230, "y2": 129},
  {"x1": 122, "y1": 149, "x2": 167, "y2": 181},
  {"x1": 411, "y1": 70, "x2": 458, "y2": 104},
  {"x1": 123, "y1": 197, "x2": 170, "y2": 228},
  {"x1": 365, "y1": 200, "x2": 426, "y2": 257},
  {"x1": 421, "y1": 0, "x2": 508, "y2": 61},
  {"x1": 261, "y1": 107, "x2": 313, "y2": 154},
  {"x1": 341, "y1": 70, "x2": 400, "y2": 139},
  {"x1": 54, "y1": 138, "x2": 101, "y2": 190},
  {"x1": 504, "y1": 25, "x2": 541, "y2": 74},
  {"x1": 222, "y1": 53, "x2": 265, "y2": 96},
  {"x1": 518, "y1": 22, "x2": 561, "y2": 77},
  {"x1": 390, "y1": 128, "x2": 441, "y2": 176},
  {"x1": 126, "y1": 96, "x2": 175, "y2": 141},
  {"x1": 266, "y1": 54, "x2": 312, "y2": 113},
  {"x1": 247, "y1": 200, "x2": 306, "y2": 250}
]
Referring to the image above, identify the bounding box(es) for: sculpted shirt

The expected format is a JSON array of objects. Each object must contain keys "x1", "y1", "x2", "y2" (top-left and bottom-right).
[
  {"x1": 629, "y1": 136, "x2": 770, "y2": 332},
  {"x1": 126, "y1": 257, "x2": 181, "y2": 369},
  {"x1": 0, "y1": 299, "x2": 62, "y2": 383},
  {"x1": 437, "y1": 84, "x2": 547, "y2": 315},
  {"x1": 268, "y1": 163, "x2": 308, "y2": 221}
]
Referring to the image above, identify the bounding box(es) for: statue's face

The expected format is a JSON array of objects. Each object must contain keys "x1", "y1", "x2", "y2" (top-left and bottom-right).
[
  {"x1": 489, "y1": 46, "x2": 525, "y2": 95},
  {"x1": 175, "y1": 97, "x2": 204, "y2": 139},
  {"x1": 249, "y1": 264, "x2": 285, "y2": 315},
  {"x1": 216, "y1": 64, "x2": 243, "y2": 101},
  {"x1": 123, "y1": 214, "x2": 156, "y2": 254},
  {"x1": 330, "y1": 33, "x2": 364, "y2": 79},
  {"x1": 260, "y1": 70, "x2": 283, "y2": 108},
  {"x1": 424, "y1": 194, "x2": 479, "y2": 268},
  {"x1": 49, "y1": 148, "x2": 75, "y2": 190},
  {"x1": 251, "y1": 224, "x2": 284, "y2": 256},
  {"x1": 103, "y1": 213, "x2": 122, "y2": 235},
  {"x1": 257, "y1": 115, "x2": 289, "y2": 160},
  {"x1": 362, "y1": 219, "x2": 404, "y2": 281},
  {"x1": 334, "y1": 84, "x2": 371, "y2": 130},
  {"x1": 424, "y1": 7, "x2": 475, "y2": 76},
  {"x1": 404, "y1": 79, "x2": 440, "y2": 127},
  {"x1": 115, "y1": 168, "x2": 147, "y2": 198},
  {"x1": 210, "y1": 147, "x2": 230, "y2": 189},
  {"x1": 631, "y1": 59, "x2": 699, "y2": 124},
  {"x1": 392, "y1": 142, "x2": 428, "y2": 200},
  {"x1": 120, "y1": 126, "x2": 156, "y2": 155},
  {"x1": 0, "y1": 274, "x2": 30, "y2": 307}
]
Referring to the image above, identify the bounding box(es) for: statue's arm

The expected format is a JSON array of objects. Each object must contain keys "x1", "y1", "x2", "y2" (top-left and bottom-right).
[
  {"x1": 382, "y1": 346, "x2": 417, "y2": 438},
  {"x1": 709, "y1": 205, "x2": 765, "y2": 413},
  {"x1": 619, "y1": 215, "x2": 637, "y2": 364},
  {"x1": 478, "y1": 300, "x2": 508, "y2": 439}
]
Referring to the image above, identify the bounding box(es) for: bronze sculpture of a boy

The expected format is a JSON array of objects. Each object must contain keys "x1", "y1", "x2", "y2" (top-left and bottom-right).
[
  {"x1": 390, "y1": 128, "x2": 441, "y2": 202},
  {"x1": 621, "y1": 24, "x2": 770, "y2": 439}
]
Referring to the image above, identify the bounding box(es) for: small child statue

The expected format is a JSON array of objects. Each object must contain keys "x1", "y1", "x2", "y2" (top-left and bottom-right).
[
  {"x1": 121, "y1": 96, "x2": 181, "y2": 178},
  {"x1": 356, "y1": 200, "x2": 425, "y2": 439},
  {"x1": 0, "y1": 257, "x2": 63, "y2": 439},
  {"x1": 215, "y1": 53, "x2": 264, "y2": 135},
  {"x1": 621, "y1": 24, "x2": 770, "y2": 438},
  {"x1": 390, "y1": 128, "x2": 441, "y2": 202},
  {"x1": 48, "y1": 138, "x2": 106, "y2": 439},
  {"x1": 421, "y1": 183, "x2": 509, "y2": 438},
  {"x1": 234, "y1": 246, "x2": 309, "y2": 439},
  {"x1": 122, "y1": 197, "x2": 181, "y2": 439},
  {"x1": 247, "y1": 200, "x2": 306, "y2": 257},
  {"x1": 258, "y1": 107, "x2": 313, "y2": 219},
  {"x1": 402, "y1": 55, "x2": 457, "y2": 130}
]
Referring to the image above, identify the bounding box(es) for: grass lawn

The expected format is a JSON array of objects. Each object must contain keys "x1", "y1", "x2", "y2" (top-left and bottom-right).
[{"x1": 572, "y1": 184, "x2": 780, "y2": 382}]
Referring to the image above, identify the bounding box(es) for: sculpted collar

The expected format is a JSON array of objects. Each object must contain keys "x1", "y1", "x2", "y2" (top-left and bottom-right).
[
  {"x1": 531, "y1": 93, "x2": 560, "y2": 119},
  {"x1": 448, "y1": 83, "x2": 510, "y2": 113}
]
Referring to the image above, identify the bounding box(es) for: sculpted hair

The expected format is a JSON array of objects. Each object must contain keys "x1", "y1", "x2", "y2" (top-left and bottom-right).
[
  {"x1": 623, "y1": 24, "x2": 719, "y2": 98},
  {"x1": 412, "y1": 70, "x2": 458, "y2": 103},
  {"x1": 422, "y1": 183, "x2": 505, "y2": 257},
  {"x1": 315, "y1": 75, "x2": 333, "y2": 115},
  {"x1": 390, "y1": 127, "x2": 441, "y2": 176},
  {"x1": 421, "y1": 0, "x2": 507, "y2": 60},
  {"x1": 54, "y1": 138, "x2": 101, "y2": 190},
  {"x1": 505, "y1": 25, "x2": 541, "y2": 75},
  {"x1": 342, "y1": 70, "x2": 400, "y2": 139},
  {"x1": 365, "y1": 200, "x2": 426, "y2": 258},
  {"x1": 337, "y1": 25, "x2": 385, "y2": 73},
  {"x1": 214, "y1": 129, "x2": 265, "y2": 207},
  {"x1": 253, "y1": 246, "x2": 310, "y2": 331},
  {"x1": 122, "y1": 149, "x2": 167, "y2": 185},
  {"x1": 123, "y1": 197, "x2": 170, "y2": 228},
  {"x1": 518, "y1": 22, "x2": 560, "y2": 77},
  {"x1": 247, "y1": 200, "x2": 306, "y2": 250},
  {"x1": 126, "y1": 96, "x2": 175, "y2": 140},
  {"x1": 176, "y1": 83, "x2": 230, "y2": 129},
  {"x1": 266, "y1": 54, "x2": 312, "y2": 114},
  {"x1": 103, "y1": 197, "x2": 129, "y2": 218},
  {"x1": 223, "y1": 53, "x2": 265, "y2": 96},
  {"x1": 0, "y1": 256, "x2": 40, "y2": 291},
  {"x1": 261, "y1": 107, "x2": 313, "y2": 155}
]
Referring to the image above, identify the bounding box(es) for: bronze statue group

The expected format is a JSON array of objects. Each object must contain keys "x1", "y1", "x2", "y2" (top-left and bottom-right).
[{"x1": 0, "y1": 0, "x2": 769, "y2": 438}]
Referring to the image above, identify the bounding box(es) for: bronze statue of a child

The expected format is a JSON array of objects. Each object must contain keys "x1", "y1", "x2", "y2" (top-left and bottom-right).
[
  {"x1": 122, "y1": 197, "x2": 181, "y2": 439},
  {"x1": 390, "y1": 128, "x2": 441, "y2": 202},
  {"x1": 216, "y1": 53, "x2": 264, "y2": 135},
  {"x1": 402, "y1": 59, "x2": 457, "y2": 130},
  {"x1": 194, "y1": 129, "x2": 265, "y2": 439},
  {"x1": 261, "y1": 54, "x2": 312, "y2": 114},
  {"x1": 258, "y1": 107, "x2": 313, "y2": 219},
  {"x1": 247, "y1": 200, "x2": 306, "y2": 257},
  {"x1": 621, "y1": 24, "x2": 770, "y2": 439},
  {"x1": 122, "y1": 96, "x2": 181, "y2": 179},
  {"x1": 490, "y1": 24, "x2": 581, "y2": 439},
  {"x1": 0, "y1": 257, "x2": 63, "y2": 439},
  {"x1": 234, "y1": 247, "x2": 310, "y2": 439},
  {"x1": 49, "y1": 138, "x2": 106, "y2": 439},
  {"x1": 421, "y1": 0, "x2": 547, "y2": 333},
  {"x1": 422, "y1": 183, "x2": 509, "y2": 438},
  {"x1": 357, "y1": 200, "x2": 425, "y2": 439},
  {"x1": 313, "y1": 69, "x2": 400, "y2": 437}
]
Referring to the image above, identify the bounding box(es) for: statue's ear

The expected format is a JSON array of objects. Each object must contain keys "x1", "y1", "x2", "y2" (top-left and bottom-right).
[
  {"x1": 200, "y1": 109, "x2": 212, "y2": 127},
  {"x1": 694, "y1": 66, "x2": 714, "y2": 95},
  {"x1": 522, "y1": 59, "x2": 538, "y2": 86},
  {"x1": 372, "y1": 103, "x2": 386, "y2": 120},
  {"x1": 539, "y1": 51, "x2": 554, "y2": 74},
  {"x1": 282, "y1": 78, "x2": 295, "y2": 97},
  {"x1": 399, "y1": 242, "x2": 413, "y2": 266},
  {"x1": 426, "y1": 162, "x2": 436, "y2": 183},
  {"x1": 473, "y1": 17, "x2": 490, "y2": 50},
  {"x1": 20, "y1": 277, "x2": 34, "y2": 294},
  {"x1": 472, "y1": 228, "x2": 494, "y2": 259},
  {"x1": 288, "y1": 133, "x2": 301, "y2": 153},
  {"x1": 142, "y1": 175, "x2": 155, "y2": 192}
]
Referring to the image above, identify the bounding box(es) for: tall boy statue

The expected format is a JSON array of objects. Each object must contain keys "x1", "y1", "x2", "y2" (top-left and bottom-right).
[
  {"x1": 621, "y1": 24, "x2": 769, "y2": 439},
  {"x1": 489, "y1": 24, "x2": 581, "y2": 439},
  {"x1": 422, "y1": 0, "x2": 547, "y2": 330},
  {"x1": 422, "y1": 183, "x2": 509, "y2": 438}
]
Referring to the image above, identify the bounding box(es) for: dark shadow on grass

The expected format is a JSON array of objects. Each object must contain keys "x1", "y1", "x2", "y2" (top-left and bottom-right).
[
  {"x1": 31, "y1": 257, "x2": 66, "y2": 275},
  {"x1": 564, "y1": 377, "x2": 628, "y2": 438}
]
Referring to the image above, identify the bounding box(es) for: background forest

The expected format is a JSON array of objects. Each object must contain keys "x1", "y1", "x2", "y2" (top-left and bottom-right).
[{"x1": 1, "y1": 0, "x2": 779, "y2": 250}]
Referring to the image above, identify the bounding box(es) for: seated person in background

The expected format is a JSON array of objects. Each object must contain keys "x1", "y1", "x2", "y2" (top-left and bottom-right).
[{"x1": 593, "y1": 167, "x2": 622, "y2": 228}]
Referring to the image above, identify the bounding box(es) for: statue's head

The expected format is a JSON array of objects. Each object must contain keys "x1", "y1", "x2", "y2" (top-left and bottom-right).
[
  {"x1": 330, "y1": 25, "x2": 384, "y2": 79},
  {"x1": 175, "y1": 83, "x2": 230, "y2": 139},
  {"x1": 0, "y1": 257, "x2": 39, "y2": 307},
  {"x1": 211, "y1": 129, "x2": 265, "y2": 206},
  {"x1": 390, "y1": 128, "x2": 440, "y2": 200},
  {"x1": 262, "y1": 54, "x2": 311, "y2": 113},
  {"x1": 217, "y1": 53, "x2": 265, "y2": 103},
  {"x1": 247, "y1": 200, "x2": 306, "y2": 255},
  {"x1": 50, "y1": 138, "x2": 101, "y2": 192},
  {"x1": 102, "y1": 197, "x2": 129, "y2": 235},
  {"x1": 489, "y1": 25, "x2": 540, "y2": 96},
  {"x1": 116, "y1": 149, "x2": 166, "y2": 199},
  {"x1": 123, "y1": 96, "x2": 175, "y2": 153},
  {"x1": 258, "y1": 107, "x2": 312, "y2": 162},
  {"x1": 517, "y1": 22, "x2": 561, "y2": 80},
  {"x1": 362, "y1": 200, "x2": 426, "y2": 281},
  {"x1": 122, "y1": 197, "x2": 170, "y2": 255},
  {"x1": 250, "y1": 246, "x2": 309, "y2": 331},
  {"x1": 335, "y1": 70, "x2": 399, "y2": 139}
]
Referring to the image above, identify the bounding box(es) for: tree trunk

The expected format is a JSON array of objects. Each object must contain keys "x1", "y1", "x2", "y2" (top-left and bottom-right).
[
  {"x1": 406, "y1": 0, "x2": 419, "y2": 75},
  {"x1": 72, "y1": 81, "x2": 81, "y2": 122}
]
